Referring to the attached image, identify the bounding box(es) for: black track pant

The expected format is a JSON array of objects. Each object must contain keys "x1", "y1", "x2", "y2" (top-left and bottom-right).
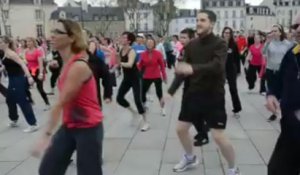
[
  {"x1": 117, "y1": 77, "x2": 145, "y2": 114},
  {"x1": 142, "y1": 78, "x2": 163, "y2": 103}
]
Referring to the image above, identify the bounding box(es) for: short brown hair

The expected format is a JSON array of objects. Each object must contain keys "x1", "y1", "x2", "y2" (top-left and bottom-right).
[{"x1": 57, "y1": 19, "x2": 87, "y2": 54}]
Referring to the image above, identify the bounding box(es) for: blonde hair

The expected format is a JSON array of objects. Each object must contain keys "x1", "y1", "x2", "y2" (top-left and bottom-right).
[
  {"x1": 57, "y1": 19, "x2": 87, "y2": 54},
  {"x1": 26, "y1": 37, "x2": 38, "y2": 48}
]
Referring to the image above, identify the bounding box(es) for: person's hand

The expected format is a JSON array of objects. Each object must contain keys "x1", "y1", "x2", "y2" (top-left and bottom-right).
[
  {"x1": 265, "y1": 95, "x2": 280, "y2": 114},
  {"x1": 175, "y1": 62, "x2": 193, "y2": 75},
  {"x1": 163, "y1": 78, "x2": 168, "y2": 84},
  {"x1": 31, "y1": 135, "x2": 51, "y2": 158},
  {"x1": 27, "y1": 76, "x2": 34, "y2": 85},
  {"x1": 104, "y1": 98, "x2": 112, "y2": 104},
  {"x1": 49, "y1": 60, "x2": 59, "y2": 68},
  {"x1": 38, "y1": 73, "x2": 43, "y2": 80}
]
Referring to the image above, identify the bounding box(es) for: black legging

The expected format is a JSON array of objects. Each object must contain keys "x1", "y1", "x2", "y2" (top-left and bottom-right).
[
  {"x1": 226, "y1": 70, "x2": 242, "y2": 112},
  {"x1": 142, "y1": 78, "x2": 163, "y2": 103},
  {"x1": 30, "y1": 69, "x2": 50, "y2": 105},
  {"x1": 117, "y1": 77, "x2": 145, "y2": 114},
  {"x1": 49, "y1": 68, "x2": 61, "y2": 89},
  {"x1": 166, "y1": 51, "x2": 175, "y2": 69},
  {"x1": 246, "y1": 64, "x2": 266, "y2": 93}
]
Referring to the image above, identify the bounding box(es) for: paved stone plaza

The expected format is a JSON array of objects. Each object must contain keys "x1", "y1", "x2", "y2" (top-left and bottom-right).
[{"x1": 0, "y1": 72, "x2": 280, "y2": 175}]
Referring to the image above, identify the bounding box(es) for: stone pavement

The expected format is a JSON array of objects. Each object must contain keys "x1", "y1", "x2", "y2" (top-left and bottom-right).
[{"x1": 0, "y1": 72, "x2": 280, "y2": 175}]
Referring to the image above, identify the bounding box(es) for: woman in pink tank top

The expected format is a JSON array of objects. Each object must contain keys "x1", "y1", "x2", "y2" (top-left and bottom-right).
[{"x1": 32, "y1": 19, "x2": 104, "y2": 175}]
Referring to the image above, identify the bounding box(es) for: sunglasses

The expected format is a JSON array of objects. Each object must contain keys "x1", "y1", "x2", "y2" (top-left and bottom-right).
[
  {"x1": 291, "y1": 23, "x2": 300, "y2": 30},
  {"x1": 51, "y1": 29, "x2": 68, "y2": 35}
]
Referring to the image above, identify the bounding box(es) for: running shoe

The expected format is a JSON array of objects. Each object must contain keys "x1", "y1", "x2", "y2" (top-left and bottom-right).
[
  {"x1": 173, "y1": 154, "x2": 199, "y2": 172},
  {"x1": 267, "y1": 114, "x2": 277, "y2": 122},
  {"x1": 8, "y1": 121, "x2": 18, "y2": 127},
  {"x1": 140, "y1": 121, "x2": 150, "y2": 132},
  {"x1": 228, "y1": 168, "x2": 241, "y2": 175},
  {"x1": 23, "y1": 125, "x2": 39, "y2": 133}
]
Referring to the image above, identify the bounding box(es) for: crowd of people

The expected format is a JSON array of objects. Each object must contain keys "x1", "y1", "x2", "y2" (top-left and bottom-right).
[{"x1": 0, "y1": 9, "x2": 299, "y2": 175}]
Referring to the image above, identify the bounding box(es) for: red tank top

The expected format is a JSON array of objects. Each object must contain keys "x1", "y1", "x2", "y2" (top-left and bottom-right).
[{"x1": 58, "y1": 54, "x2": 103, "y2": 128}]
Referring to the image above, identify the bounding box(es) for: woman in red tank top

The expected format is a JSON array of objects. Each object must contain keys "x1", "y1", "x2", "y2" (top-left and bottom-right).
[{"x1": 32, "y1": 19, "x2": 104, "y2": 175}]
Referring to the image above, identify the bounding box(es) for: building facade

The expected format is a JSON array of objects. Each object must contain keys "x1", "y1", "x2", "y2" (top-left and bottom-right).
[
  {"x1": 168, "y1": 9, "x2": 197, "y2": 35},
  {"x1": 245, "y1": 5, "x2": 276, "y2": 32},
  {"x1": 0, "y1": 0, "x2": 57, "y2": 38},
  {"x1": 203, "y1": 0, "x2": 246, "y2": 34},
  {"x1": 50, "y1": 6, "x2": 125, "y2": 39}
]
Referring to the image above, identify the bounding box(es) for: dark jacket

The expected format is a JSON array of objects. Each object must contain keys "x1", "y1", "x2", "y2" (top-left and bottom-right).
[
  {"x1": 226, "y1": 41, "x2": 240, "y2": 75},
  {"x1": 267, "y1": 45, "x2": 300, "y2": 111},
  {"x1": 87, "y1": 51, "x2": 112, "y2": 106},
  {"x1": 168, "y1": 33, "x2": 227, "y2": 97}
]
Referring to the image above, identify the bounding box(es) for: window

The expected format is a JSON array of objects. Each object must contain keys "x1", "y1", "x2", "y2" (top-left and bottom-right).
[
  {"x1": 130, "y1": 23, "x2": 134, "y2": 31},
  {"x1": 240, "y1": 10, "x2": 244, "y2": 18},
  {"x1": 108, "y1": 16, "x2": 113, "y2": 21},
  {"x1": 144, "y1": 12, "x2": 148, "y2": 18},
  {"x1": 73, "y1": 15, "x2": 79, "y2": 21},
  {"x1": 233, "y1": 10, "x2": 236, "y2": 18},
  {"x1": 185, "y1": 19, "x2": 188, "y2": 23},
  {"x1": 137, "y1": 23, "x2": 140, "y2": 30},
  {"x1": 240, "y1": 21, "x2": 244, "y2": 29},
  {"x1": 284, "y1": 1, "x2": 289, "y2": 6},
  {"x1": 225, "y1": 20, "x2": 228, "y2": 26},
  {"x1": 3, "y1": 10, "x2": 9, "y2": 19},
  {"x1": 59, "y1": 11, "x2": 66, "y2": 19},
  {"x1": 236, "y1": 0, "x2": 241, "y2": 6},
  {"x1": 5, "y1": 25, "x2": 11, "y2": 37},
  {"x1": 36, "y1": 25, "x2": 43, "y2": 37},
  {"x1": 114, "y1": 16, "x2": 118, "y2": 20},
  {"x1": 35, "y1": 9, "x2": 42, "y2": 20},
  {"x1": 216, "y1": 11, "x2": 220, "y2": 18},
  {"x1": 233, "y1": 20, "x2": 236, "y2": 29},
  {"x1": 101, "y1": 16, "x2": 107, "y2": 20},
  {"x1": 220, "y1": 1, "x2": 225, "y2": 7},
  {"x1": 212, "y1": 1, "x2": 217, "y2": 7},
  {"x1": 34, "y1": 0, "x2": 41, "y2": 5},
  {"x1": 137, "y1": 12, "x2": 141, "y2": 19},
  {"x1": 144, "y1": 23, "x2": 148, "y2": 31},
  {"x1": 228, "y1": 1, "x2": 233, "y2": 6},
  {"x1": 93, "y1": 15, "x2": 99, "y2": 21},
  {"x1": 216, "y1": 21, "x2": 220, "y2": 31},
  {"x1": 225, "y1": 11, "x2": 228, "y2": 19}
]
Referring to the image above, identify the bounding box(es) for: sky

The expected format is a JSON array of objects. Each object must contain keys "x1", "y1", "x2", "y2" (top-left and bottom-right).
[{"x1": 55, "y1": 0, "x2": 264, "y2": 8}]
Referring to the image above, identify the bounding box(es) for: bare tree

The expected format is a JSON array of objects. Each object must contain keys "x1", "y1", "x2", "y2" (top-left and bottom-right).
[
  {"x1": 0, "y1": 0, "x2": 9, "y2": 36},
  {"x1": 117, "y1": 0, "x2": 147, "y2": 33}
]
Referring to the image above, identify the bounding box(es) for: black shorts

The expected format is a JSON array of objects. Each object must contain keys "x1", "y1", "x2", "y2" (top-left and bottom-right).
[{"x1": 178, "y1": 92, "x2": 227, "y2": 129}]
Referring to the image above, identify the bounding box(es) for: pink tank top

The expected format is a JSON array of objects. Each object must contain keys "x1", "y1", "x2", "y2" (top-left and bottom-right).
[{"x1": 58, "y1": 54, "x2": 103, "y2": 128}]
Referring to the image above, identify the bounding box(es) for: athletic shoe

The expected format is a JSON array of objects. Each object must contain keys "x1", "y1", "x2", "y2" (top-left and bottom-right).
[
  {"x1": 173, "y1": 154, "x2": 199, "y2": 172},
  {"x1": 140, "y1": 121, "x2": 150, "y2": 132},
  {"x1": 228, "y1": 168, "x2": 241, "y2": 175},
  {"x1": 43, "y1": 105, "x2": 51, "y2": 111},
  {"x1": 23, "y1": 125, "x2": 39, "y2": 133},
  {"x1": 161, "y1": 108, "x2": 166, "y2": 116},
  {"x1": 267, "y1": 114, "x2": 277, "y2": 122},
  {"x1": 8, "y1": 121, "x2": 18, "y2": 127}
]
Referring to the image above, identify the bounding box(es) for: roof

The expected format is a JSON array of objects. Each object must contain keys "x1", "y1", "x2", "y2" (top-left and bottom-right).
[
  {"x1": 246, "y1": 5, "x2": 275, "y2": 16},
  {"x1": 174, "y1": 9, "x2": 198, "y2": 18},
  {"x1": 9, "y1": 0, "x2": 56, "y2": 5},
  {"x1": 50, "y1": 7, "x2": 125, "y2": 21}
]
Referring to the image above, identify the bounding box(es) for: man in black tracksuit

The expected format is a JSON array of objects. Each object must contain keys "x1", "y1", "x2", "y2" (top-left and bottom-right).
[{"x1": 266, "y1": 14, "x2": 300, "y2": 175}]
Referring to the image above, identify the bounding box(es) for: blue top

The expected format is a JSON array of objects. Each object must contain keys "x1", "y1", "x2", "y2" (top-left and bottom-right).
[
  {"x1": 96, "y1": 50, "x2": 105, "y2": 62},
  {"x1": 132, "y1": 44, "x2": 146, "y2": 61}
]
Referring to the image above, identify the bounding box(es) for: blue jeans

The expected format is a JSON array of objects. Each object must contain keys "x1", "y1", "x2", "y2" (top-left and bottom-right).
[{"x1": 6, "y1": 75, "x2": 36, "y2": 125}]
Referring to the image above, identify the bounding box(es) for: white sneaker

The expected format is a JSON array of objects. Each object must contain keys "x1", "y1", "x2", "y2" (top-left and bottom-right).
[
  {"x1": 247, "y1": 89, "x2": 255, "y2": 94},
  {"x1": 23, "y1": 125, "x2": 39, "y2": 133},
  {"x1": 233, "y1": 113, "x2": 240, "y2": 118},
  {"x1": 140, "y1": 122, "x2": 150, "y2": 132},
  {"x1": 228, "y1": 168, "x2": 241, "y2": 175},
  {"x1": 161, "y1": 108, "x2": 166, "y2": 116},
  {"x1": 44, "y1": 105, "x2": 51, "y2": 111},
  {"x1": 8, "y1": 121, "x2": 18, "y2": 127},
  {"x1": 173, "y1": 155, "x2": 199, "y2": 172}
]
